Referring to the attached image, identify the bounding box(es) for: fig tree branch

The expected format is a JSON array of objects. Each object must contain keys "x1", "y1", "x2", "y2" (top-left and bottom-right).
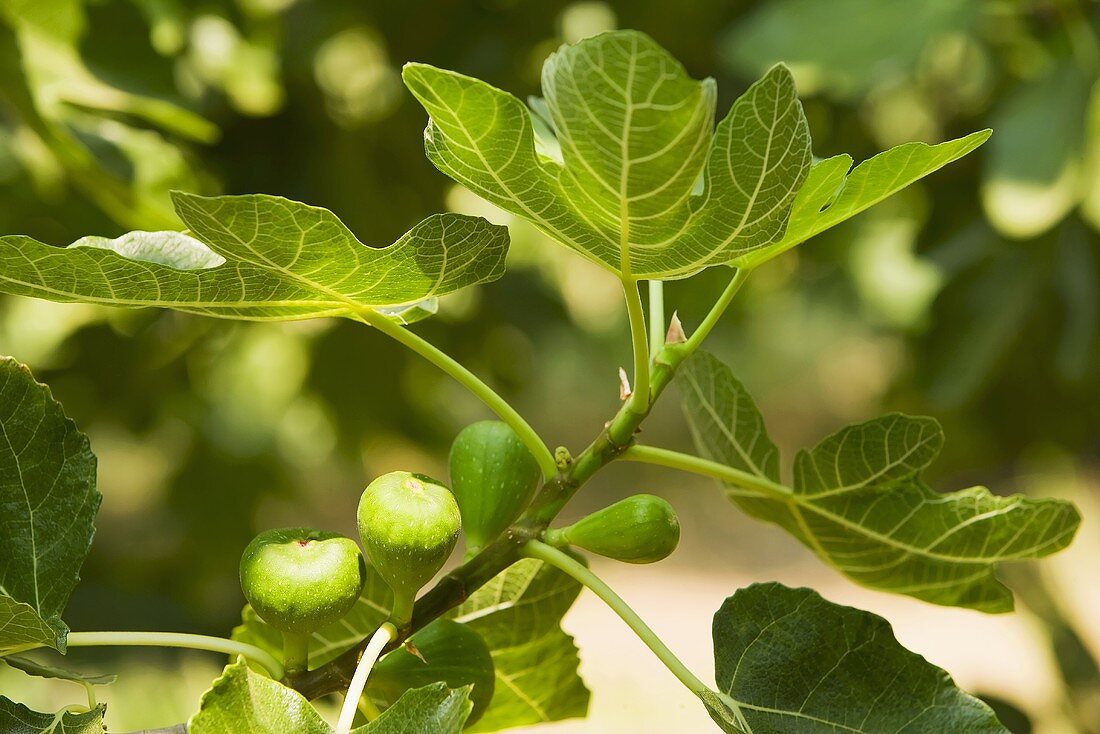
[{"x1": 289, "y1": 268, "x2": 752, "y2": 700}]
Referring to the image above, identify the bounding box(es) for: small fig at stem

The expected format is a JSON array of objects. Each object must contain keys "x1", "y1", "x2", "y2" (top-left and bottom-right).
[{"x1": 544, "y1": 494, "x2": 680, "y2": 564}]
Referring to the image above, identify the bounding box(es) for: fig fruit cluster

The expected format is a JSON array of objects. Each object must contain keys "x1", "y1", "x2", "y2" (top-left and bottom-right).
[{"x1": 236, "y1": 419, "x2": 680, "y2": 717}]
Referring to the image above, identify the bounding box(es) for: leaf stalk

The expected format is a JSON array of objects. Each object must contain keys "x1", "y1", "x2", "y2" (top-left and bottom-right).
[
  {"x1": 358, "y1": 308, "x2": 558, "y2": 479},
  {"x1": 522, "y1": 540, "x2": 739, "y2": 717}
]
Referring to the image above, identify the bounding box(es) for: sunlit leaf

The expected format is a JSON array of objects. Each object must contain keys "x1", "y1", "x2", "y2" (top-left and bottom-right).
[
  {"x1": 189, "y1": 658, "x2": 330, "y2": 734},
  {"x1": 712, "y1": 583, "x2": 1009, "y2": 733},
  {"x1": 0, "y1": 697, "x2": 105, "y2": 734},
  {"x1": 189, "y1": 659, "x2": 471, "y2": 734},
  {"x1": 447, "y1": 559, "x2": 589, "y2": 732},
  {"x1": 741, "y1": 130, "x2": 991, "y2": 268},
  {"x1": 0, "y1": 193, "x2": 508, "y2": 322},
  {"x1": 679, "y1": 351, "x2": 1080, "y2": 612},
  {"x1": 361, "y1": 683, "x2": 472, "y2": 734},
  {"x1": 404, "y1": 30, "x2": 812, "y2": 279},
  {"x1": 0, "y1": 357, "x2": 99, "y2": 656}
]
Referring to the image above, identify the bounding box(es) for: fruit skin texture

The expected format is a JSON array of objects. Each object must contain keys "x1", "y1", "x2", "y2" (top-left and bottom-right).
[
  {"x1": 551, "y1": 494, "x2": 680, "y2": 564},
  {"x1": 239, "y1": 528, "x2": 367, "y2": 634},
  {"x1": 357, "y1": 471, "x2": 461, "y2": 602},
  {"x1": 369, "y1": 619, "x2": 495, "y2": 724},
  {"x1": 448, "y1": 421, "x2": 541, "y2": 552}
]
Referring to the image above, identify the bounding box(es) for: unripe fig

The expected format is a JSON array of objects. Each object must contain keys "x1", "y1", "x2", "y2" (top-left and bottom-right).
[
  {"x1": 239, "y1": 528, "x2": 367, "y2": 675},
  {"x1": 545, "y1": 494, "x2": 680, "y2": 564},
  {"x1": 239, "y1": 528, "x2": 367, "y2": 634},
  {"x1": 369, "y1": 619, "x2": 495, "y2": 724},
  {"x1": 449, "y1": 421, "x2": 541, "y2": 554},
  {"x1": 357, "y1": 471, "x2": 461, "y2": 625}
]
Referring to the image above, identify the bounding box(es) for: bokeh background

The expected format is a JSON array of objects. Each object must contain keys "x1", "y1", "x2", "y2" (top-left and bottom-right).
[{"x1": 1, "y1": 1, "x2": 1099, "y2": 732}]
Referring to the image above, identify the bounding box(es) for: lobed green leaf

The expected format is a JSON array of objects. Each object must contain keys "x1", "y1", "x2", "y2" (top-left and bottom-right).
[
  {"x1": 740, "y1": 130, "x2": 992, "y2": 268},
  {"x1": 404, "y1": 30, "x2": 812, "y2": 279},
  {"x1": 189, "y1": 658, "x2": 472, "y2": 734},
  {"x1": 712, "y1": 583, "x2": 1009, "y2": 733},
  {"x1": 679, "y1": 351, "x2": 1080, "y2": 612},
  {"x1": 446, "y1": 558, "x2": 589, "y2": 732},
  {"x1": 0, "y1": 358, "x2": 100, "y2": 656},
  {"x1": 0, "y1": 193, "x2": 508, "y2": 322}
]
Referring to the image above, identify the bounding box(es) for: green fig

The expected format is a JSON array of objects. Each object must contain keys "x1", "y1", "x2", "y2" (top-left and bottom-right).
[
  {"x1": 357, "y1": 471, "x2": 461, "y2": 626},
  {"x1": 449, "y1": 421, "x2": 541, "y2": 555},
  {"x1": 545, "y1": 494, "x2": 680, "y2": 564},
  {"x1": 239, "y1": 527, "x2": 366, "y2": 674}
]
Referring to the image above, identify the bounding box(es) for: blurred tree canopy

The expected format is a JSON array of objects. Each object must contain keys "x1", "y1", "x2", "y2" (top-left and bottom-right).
[{"x1": 0, "y1": 4, "x2": 1096, "y2": 713}]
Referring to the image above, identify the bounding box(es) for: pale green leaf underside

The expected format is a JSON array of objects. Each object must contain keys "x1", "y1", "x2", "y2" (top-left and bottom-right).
[
  {"x1": 713, "y1": 583, "x2": 1009, "y2": 733},
  {"x1": 189, "y1": 659, "x2": 471, "y2": 734},
  {"x1": 741, "y1": 130, "x2": 991, "y2": 268},
  {"x1": 0, "y1": 192, "x2": 508, "y2": 322},
  {"x1": 679, "y1": 351, "x2": 1080, "y2": 612},
  {"x1": 0, "y1": 358, "x2": 99, "y2": 656},
  {"x1": 404, "y1": 30, "x2": 811, "y2": 279},
  {"x1": 0, "y1": 698, "x2": 105, "y2": 734},
  {"x1": 447, "y1": 559, "x2": 589, "y2": 732}
]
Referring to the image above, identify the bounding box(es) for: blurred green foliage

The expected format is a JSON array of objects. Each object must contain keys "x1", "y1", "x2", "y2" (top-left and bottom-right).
[{"x1": 1, "y1": 1, "x2": 1098, "y2": 730}]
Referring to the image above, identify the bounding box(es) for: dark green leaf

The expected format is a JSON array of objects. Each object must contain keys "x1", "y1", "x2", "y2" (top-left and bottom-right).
[
  {"x1": 0, "y1": 698, "x2": 105, "y2": 734},
  {"x1": 0, "y1": 357, "x2": 99, "y2": 655},
  {"x1": 680, "y1": 351, "x2": 1080, "y2": 612},
  {"x1": 712, "y1": 583, "x2": 1009, "y2": 733},
  {"x1": 369, "y1": 620, "x2": 494, "y2": 724}
]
